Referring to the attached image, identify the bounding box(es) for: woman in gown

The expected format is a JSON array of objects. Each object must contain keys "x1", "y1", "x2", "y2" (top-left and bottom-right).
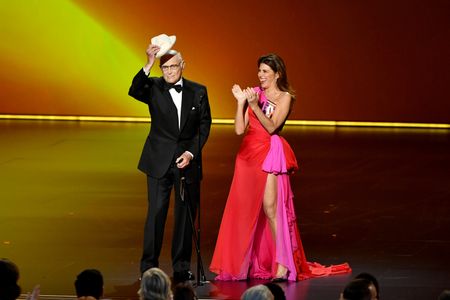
[{"x1": 209, "y1": 53, "x2": 351, "y2": 281}]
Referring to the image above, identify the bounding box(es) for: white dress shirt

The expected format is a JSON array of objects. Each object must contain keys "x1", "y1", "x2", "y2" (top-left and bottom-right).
[{"x1": 169, "y1": 78, "x2": 183, "y2": 129}]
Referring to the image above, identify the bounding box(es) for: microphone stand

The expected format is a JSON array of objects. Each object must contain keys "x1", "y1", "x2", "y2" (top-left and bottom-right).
[
  {"x1": 179, "y1": 92, "x2": 209, "y2": 287},
  {"x1": 180, "y1": 172, "x2": 208, "y2": 286}
]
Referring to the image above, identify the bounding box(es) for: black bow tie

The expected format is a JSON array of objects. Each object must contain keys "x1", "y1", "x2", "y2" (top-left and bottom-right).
[{"x1": 166, "y1": 84, "x2": 183, "y2": 93}]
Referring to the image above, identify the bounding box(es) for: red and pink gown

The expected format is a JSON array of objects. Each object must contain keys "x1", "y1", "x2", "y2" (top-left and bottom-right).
[{"x1": 209, "y1": 88, "x2": 351, "y2": 281}]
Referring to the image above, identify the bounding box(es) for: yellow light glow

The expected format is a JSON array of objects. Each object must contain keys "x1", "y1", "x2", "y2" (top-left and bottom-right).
[
  {"x1": 0, "y1": 0, "x2": 144, "y2": 116},
  {"x1": 1, "y1": 114, "x2": 449, "y2": 129}
]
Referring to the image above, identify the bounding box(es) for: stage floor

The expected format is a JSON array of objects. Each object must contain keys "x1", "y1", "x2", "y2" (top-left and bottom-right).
[{"x1": 1, "y1": 120, "x2": 449, "y2": 299}]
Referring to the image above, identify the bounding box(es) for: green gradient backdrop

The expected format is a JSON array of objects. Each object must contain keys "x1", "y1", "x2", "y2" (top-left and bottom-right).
[{"x1": 1, "y1": 0, "x2": 449, "y2": 122}]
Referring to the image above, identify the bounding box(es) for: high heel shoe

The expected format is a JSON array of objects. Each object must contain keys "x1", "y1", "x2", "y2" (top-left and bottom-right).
[{"x1": 271, "y1": 275, "x2": 288, "y2": 282}]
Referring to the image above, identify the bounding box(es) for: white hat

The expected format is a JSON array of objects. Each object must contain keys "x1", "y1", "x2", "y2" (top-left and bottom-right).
[{"x1": 151, "y1": 34, "x2": 176, "y2": 58}]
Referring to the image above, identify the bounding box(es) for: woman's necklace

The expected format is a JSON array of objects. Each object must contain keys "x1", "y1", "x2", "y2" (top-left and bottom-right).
[{"x1": 265, "y1": 89, "x2": 282, "y2": 102}]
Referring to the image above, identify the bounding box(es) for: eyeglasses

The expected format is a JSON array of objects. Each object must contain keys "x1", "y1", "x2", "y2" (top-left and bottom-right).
[{"x1": 160, "y1": 63, "x2": 182, "y2": 72}]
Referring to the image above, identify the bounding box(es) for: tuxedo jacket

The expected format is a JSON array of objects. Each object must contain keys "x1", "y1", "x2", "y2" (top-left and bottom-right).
[{"x1": 128, "y1": 69, "x2": 212, "y2": 182}]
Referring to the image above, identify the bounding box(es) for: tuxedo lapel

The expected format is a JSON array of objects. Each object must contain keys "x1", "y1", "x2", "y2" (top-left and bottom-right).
[{"x1": 156, "y1": 79, "x2": 180, "y2": 132}]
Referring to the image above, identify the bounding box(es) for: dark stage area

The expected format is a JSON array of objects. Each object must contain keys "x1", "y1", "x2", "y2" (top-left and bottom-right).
[{"x1": 1, "y1": 120, "x2": 449, "y2": 299}]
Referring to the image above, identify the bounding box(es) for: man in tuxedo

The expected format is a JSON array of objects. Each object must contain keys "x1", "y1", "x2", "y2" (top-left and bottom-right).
[{"x1": 128, "y1": 42, "x2": 211, "y2": 282}]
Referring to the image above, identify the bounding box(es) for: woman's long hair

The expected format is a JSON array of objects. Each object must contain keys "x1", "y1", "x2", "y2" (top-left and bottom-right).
[{"x1": 257, "y1": 53, "x2": 295, "y2": 99}]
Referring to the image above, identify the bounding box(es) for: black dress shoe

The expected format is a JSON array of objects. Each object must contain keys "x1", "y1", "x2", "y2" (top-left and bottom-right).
[{"x1": 173, "y1": 270, "x2": 195, "y2": 282}]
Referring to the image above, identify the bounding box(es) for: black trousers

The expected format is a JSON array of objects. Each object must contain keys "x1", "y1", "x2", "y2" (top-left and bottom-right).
[{"x1": 140, "y1": 165, "x2": 199, "y2": 274}]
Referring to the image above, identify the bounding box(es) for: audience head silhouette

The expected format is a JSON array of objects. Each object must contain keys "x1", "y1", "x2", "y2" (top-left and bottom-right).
[
  {"x1": 355, "y1": 272, "x2": 379, "y2": 299},
  {"x1": 241, "y1": 284, "x2": 274, "y2": 300},
  {"x1": 439, "y1": 290, "x2": 450, "y2": 300},
  {"x1": 263, "y1": 283, "x2": 286, "y2": 300},
  {"x1": 0, "y1": 258, "x2": 21, "y2": 300},
  {"x1": 74, "y1": 269, "x2": 104, "y2": 300},
  {"x1": 340, "y1": 278, "x2": 373, "y2": 300},
  {"x1": 139, "y1": 267, "x2": 172, "y2": 300}
]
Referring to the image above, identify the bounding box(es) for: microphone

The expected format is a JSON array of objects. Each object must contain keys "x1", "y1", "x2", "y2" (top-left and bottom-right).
[
  {"x1": 180, "y1": 168, "x2": 186, "y2": 202},
  {"x1": 197, "y1": 92, "x2": 204, "y2": 128}
]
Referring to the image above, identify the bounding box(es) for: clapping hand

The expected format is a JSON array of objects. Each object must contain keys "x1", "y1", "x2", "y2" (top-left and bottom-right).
[
  {"x1": 243, "y1": 87, "x2": 258, "y2": 108},
  {"x1": 232, "y1": 84, "x2": 247, "y2": 105},
  {"x1": 26, "y1": 285, "x2": 40, "y2": 300}
]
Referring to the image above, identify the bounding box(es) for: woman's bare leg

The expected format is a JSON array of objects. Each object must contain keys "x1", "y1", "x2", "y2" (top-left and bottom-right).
[{"x1": 263, "y1": 173, "x2": 287, "y2": 278}]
